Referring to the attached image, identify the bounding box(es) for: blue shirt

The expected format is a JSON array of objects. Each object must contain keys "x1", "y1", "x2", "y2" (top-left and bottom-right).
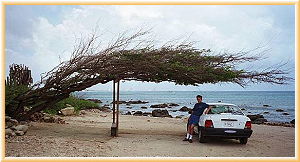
[{"x1": 192, "y1": 102, "x2": 209, "y2": 116}]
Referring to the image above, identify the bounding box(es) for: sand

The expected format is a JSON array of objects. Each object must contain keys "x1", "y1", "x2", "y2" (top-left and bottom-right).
[{"x1": 5, "y1": 111, "x2": 295, "y2": 157}]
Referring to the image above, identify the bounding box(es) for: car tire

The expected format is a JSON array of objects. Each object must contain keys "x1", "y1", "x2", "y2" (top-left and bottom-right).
[
  {"x1": 198, "y1": 129, "x2": 207, "y2": 143},
  {"x1": 239, "y1": 137, "x2": 248, "y2": 144}
]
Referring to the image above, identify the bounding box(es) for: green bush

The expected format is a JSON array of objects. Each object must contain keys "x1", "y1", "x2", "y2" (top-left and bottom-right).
[
  {"x1": 44, "y1": 95, "x2": 100, "y2": 114},
  {"x1": 5, "y1": 85, "x2": 30, "y2": 114}
]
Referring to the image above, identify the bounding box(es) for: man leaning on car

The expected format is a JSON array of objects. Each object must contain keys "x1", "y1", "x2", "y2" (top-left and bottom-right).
[{"x1": 183, "y1": 95, "x2": 212, "y2": 143}]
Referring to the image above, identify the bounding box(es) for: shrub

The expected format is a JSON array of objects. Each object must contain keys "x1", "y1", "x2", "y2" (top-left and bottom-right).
[
  {"x1": 43, "y1": 95, "x2": 100, "y2": 114},
  {"x1": 5, "y1": 85, "x2": 30, "y2": 115}
]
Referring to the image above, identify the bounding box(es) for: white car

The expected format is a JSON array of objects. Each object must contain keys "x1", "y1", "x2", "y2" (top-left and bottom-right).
[{"x1": 198, "y1": 103, "x2": 253, "y2": 144}]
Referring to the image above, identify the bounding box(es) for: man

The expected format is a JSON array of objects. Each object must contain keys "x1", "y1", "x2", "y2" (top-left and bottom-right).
[{"x1": 183, "y1": 95, "x2": 212, "y2": 143}]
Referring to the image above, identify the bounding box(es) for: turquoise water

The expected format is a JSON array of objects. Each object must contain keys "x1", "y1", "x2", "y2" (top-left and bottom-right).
[{"x1": 75, "y1": 91, "x2": 295, "y2": 123}]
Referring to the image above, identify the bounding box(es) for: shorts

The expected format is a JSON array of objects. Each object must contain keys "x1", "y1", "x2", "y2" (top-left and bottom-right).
[{"x1": 188, "y1": 114, "x2": 200, "y2": 126}]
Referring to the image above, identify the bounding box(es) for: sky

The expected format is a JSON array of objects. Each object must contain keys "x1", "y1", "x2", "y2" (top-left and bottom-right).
[{"x1": 5, "y1": 5, "x2": 295, "y2": 91}]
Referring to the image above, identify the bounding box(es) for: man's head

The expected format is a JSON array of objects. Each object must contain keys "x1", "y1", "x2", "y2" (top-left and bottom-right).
[{"x1": 196, "y1": 95, "x2": 202, "y2": 103}]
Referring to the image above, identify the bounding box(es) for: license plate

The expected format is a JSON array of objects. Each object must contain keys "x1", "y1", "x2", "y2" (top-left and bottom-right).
[
  {"x1": 224, "y1": 121, "x2": 234, "y2": 127},
  {"x1": 224, "y1": 130, "x2": 237, "y2": 134}
]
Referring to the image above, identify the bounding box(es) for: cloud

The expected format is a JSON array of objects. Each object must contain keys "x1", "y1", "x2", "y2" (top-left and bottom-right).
[{"x1": 5, "y1": 5, "x2": 295, "y2": 91}]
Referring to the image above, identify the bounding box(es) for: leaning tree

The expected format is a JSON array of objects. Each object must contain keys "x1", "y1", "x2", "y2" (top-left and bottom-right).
[{"x1": 6, "y1": 30, "x2": 292, "y2": 121}]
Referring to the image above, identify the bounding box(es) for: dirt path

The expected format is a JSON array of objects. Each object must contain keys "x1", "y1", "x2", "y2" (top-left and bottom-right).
[{"x1": 5, "y1": 111, "x2": 295, "y2": 157}]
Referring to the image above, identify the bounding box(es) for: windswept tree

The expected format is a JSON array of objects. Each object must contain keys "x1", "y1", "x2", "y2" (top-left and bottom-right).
[{"x1": 6, "y1": 30, "x2": 292, "y2": 121}]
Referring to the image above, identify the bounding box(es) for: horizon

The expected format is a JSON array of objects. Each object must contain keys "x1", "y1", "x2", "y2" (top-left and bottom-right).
[{"x1": 80, "y1": 89, "x2": 295, "y2": 92}]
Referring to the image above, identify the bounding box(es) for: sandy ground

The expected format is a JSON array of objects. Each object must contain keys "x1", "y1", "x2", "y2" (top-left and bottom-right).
[{"x1": 5, "y1": 111, "x2": 295, "y2": 157}]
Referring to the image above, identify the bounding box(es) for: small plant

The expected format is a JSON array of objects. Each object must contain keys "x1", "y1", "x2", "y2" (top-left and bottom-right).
[
  {"x1": 5, "y1": 84, "x2": 30, "y2": 114},
  {"x1": 43, "y1": 95, "x2": 100, "y2": 115}
]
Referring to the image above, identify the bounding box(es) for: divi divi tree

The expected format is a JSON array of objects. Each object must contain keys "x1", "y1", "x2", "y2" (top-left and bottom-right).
[{"x1": 6, "y1": 30, "x2": 292, "y2": 120}]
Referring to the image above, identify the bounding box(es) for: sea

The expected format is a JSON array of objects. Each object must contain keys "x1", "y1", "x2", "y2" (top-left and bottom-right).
[{"x1": 75, "y1": 91, "x2": 295, "y2": 123}]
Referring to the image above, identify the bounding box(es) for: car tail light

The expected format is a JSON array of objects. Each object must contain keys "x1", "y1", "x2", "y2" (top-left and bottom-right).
[
  {"x1": 245, "y1": 121, "x2": 252, "y2": 129},
  {"x1": 205, "y1": 120, "x2": 214, "y2": 128}
]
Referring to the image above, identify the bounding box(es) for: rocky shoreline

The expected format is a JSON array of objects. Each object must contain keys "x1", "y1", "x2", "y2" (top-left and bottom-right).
[
  {"x1": 112, "y1": 101, "x2": 295, "y2": 127},
  {"x1": 6, "y1": 100, "x2": 295, "y2": 139},
  {"x1": 83, "y1": 99, "x2": 295, "y2": 127}
]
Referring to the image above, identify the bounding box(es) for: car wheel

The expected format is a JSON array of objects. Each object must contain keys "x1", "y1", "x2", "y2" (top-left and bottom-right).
[
  {"x1": 239, "y1": 137, "x2": 248, "y2": 144},
  {"x1": 198, "y1": 129, "x2": 207, "y2": 143}
]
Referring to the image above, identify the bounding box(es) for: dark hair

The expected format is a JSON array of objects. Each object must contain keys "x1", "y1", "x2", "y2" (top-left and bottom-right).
[{"x1": 196, "y1": 95, "x2": 202, "y2": 99}]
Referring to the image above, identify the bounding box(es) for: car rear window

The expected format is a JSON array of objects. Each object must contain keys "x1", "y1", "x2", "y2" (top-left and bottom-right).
[{"x1": 208, "y1": 105, "x2": 243, "y2": 115}]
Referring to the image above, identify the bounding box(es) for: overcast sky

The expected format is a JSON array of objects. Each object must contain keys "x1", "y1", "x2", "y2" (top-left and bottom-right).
[{"x1": 6, "y1": 5, "x2": 295, "y2": 91}]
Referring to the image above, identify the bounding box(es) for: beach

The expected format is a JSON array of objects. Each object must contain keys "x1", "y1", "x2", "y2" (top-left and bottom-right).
[{"x1": 5, "y1": 110, "x2": 295, "y2": 157}]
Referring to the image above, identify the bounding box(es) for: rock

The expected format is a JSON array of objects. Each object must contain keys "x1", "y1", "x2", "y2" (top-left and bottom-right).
[
  {"x1": 152, "y1": 109, "x2": 170, "y2": 117},
  {"x1": 276, "y1": 109, "x2": 284, "y2": 112},
  {"x1": 124, "y1": 111, "x2": 132, "y2": 115},
  {"x1": 5, "y1": 117, "x2": 18, "y2": 128},
  {"x1": 80, "y1": 110, "x2": 87, "y2": 115},
  {"x1": 103, "y1": 104, "x2": 110, "y2": 107},
  {"x1": 10, "y1": 125, "x2": 16, "y2": 130},
  {"x1": 126, "y1": 103, "x2": 131, "y2": 106},
  {"x1": 179, "y1": 106, "x2": 192, "y2": 112},
  {"x1": 282, "y1": 112, "x2": 289, "y2": 115},
  {"x1": 290, "y1": 119, "x2": 295, "y2": 124},
  {"x1": 142, "y1": 112, "x2": 152, "y2": 116},
  {"x1": 252, "y1": 118, "x2": 268, "y2": 124},
  {"x1": 10, "y1": 119, "x2": 19, "y2": 125},
  {"x1": 133, "y1": 111, "x2": 143, "y2": 116},
  {"x1": 5, "y1": 116, "x2": 11, "y2": 121},
  {"x1": 126, "y1": 106, "x2": 132, "y2": 109},
  {"x1": 61, "y1": 107, "x2": 75, "y2": 116},
  {"x1": 263, "y1": 104, "x2": 271, "y2": 107},
  {"x1": 5, "y1": 122, "x2": 14, "y2": 128},
  {"x1": 5, "y1": 128, "x2": 14, "y2": 136},
  {"x1": 150, "y1": 104, "x2": 168, "y2": 108},
  {"x1": 263, "y1": 111, "x2": 269, "y2": 114},
  {"x1": 114, "y1": 101, "x2": 128, "y2": 104},
  {"x1": 128, "y1": 100, "x2": 149, "y2": 104},
  {"x1": 99, "y1": 106, "x2": 111, "y2": 112},
  {"x1": 15, "y1": 130, "x2": 25, "y2": 136},
  {"x1": 171, "y1": 110, "x2": 178, "y2": 112},
  {"x1": 66, "y1": 104, "x2": 72, "y2": 107},
  {"x1": 14, "y1": 125, "x2": 29, "y2": 133},
  {"x1": 43, "y1": 116, "x2": 52, "y2": 122},
  {"x1": 30, "y1": 112, "x2": 44, "y2": 121},
  {"x1": 240, "y1": 108, "x2": 246, "y2": 110},
  {"x1": 247, "y1": 114, "x2": 264, "y2": 121},
  {"x1": 141, "y1": 106, "x2": 147, "y2": 109},
  {"x1": 19, "y1": 121, "x2": 28, "y2": 125},
  {"x1": 86, "y1": 99, "x2": 102, "y2": 103},
  {"x1": 55, "y1": 117, "x2": 66, "y2": 124},
  {"x1": 169, "y1": 103, "x2": 179, "y2": 107}
]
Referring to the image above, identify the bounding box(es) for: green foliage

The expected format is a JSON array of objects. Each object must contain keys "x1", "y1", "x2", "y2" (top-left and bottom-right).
[
  {"x1": 5, "y1": 85, "x2": 30, "y2": 113},
  {"x1": 43, "y1": 95, "x2": 100, "y2": 114}
]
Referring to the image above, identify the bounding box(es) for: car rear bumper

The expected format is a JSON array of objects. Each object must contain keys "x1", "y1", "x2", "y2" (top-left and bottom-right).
[{"x1": 199, "y1": 127, "x2": 253, "y2": 138}]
